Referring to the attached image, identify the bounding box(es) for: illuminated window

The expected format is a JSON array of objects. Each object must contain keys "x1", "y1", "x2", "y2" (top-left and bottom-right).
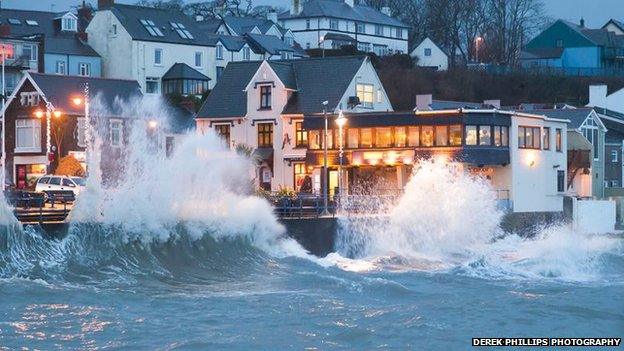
[
  {"x1": 501, "y1": 126, "x2": 508, "y2": 146},
  {"x1": 322, "y1": 130, "x2": 333, "y2": 149},
  {"x1": 294, "y1": 163, "x2": 307, "y2": 192},
  {"x1": 543, "y1": 127, "x2": 550, "y2": 150},
  {"x1": 465, "y1": 125, "x2": 477, "y2": 145},
  {"x1": 356, "y1": 84, "x2": 374, "y2": 108},
  {"x1": 360, "y1": 128, "x2": 373, "y2": 148},
  {"x1": 295, "y1": 122, "x2": 307, "y2": 147},
  {"x1": 347, "y1": 128, "x2": 359, "y2": 148},
  {"x1": 257, "y1": 122, "x2": 273, "y2": 147},
  {"x1": 449, "y1": 125, "x2": 462, "y2": 146},
  {"x1": 518, "y1": 126, "x2": 541, "y2": 149},
  {"x1": 375, "y1": 127, "x2": 392, "y2": 147},
  {"x1": 435, "y1": 125, "x2": 448, "y2": 146},
  {"x1": 408, "y1": 126, "x2": 419, "y2": 146},
  {"x1": 394, "y1": 127, "x2": 406, "y2": 147},
  {"x1": 215, "y1": 124, "x2": 230, "y2": 147},
  {"x1": 556, "y1": 128, "x2": 562, "y2": 152},
  {"x1": 421, "y1": 126, "x2": 434, "y2": 147},
  {"x1": 479, "y1": 126, "x2": 491, "y2": 146},
  {"x1": 309, "y1": 130, "x2": 320, "y2": 149}
]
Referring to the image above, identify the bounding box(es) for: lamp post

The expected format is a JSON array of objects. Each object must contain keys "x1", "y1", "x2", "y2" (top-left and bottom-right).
[
  {"x1": 335, "y1": 110, "x2": 346, "y2": 199},
  {"x1": 34, "y1": 103, "x2": 62, "y2": 174},
  {"x1": 72, "y1": 82, "x2": 90, "y2": 174},
  {"x1": 1, "y1": 44, "x2": 7, "y2": 190},
  {"x1": 321, "y1": 100, "x2": 329, "y2": 216},
  {"x1": 475, "y1": 36, "x2": 483, "y2": 63}
]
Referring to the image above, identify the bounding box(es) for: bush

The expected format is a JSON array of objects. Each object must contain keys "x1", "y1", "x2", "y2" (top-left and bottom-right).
[{"x1": 55, "y1": 155, "x2": 86, "y2": 177}]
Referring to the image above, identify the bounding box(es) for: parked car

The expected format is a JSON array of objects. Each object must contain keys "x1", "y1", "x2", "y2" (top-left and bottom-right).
[{"x1": 35, "y1": 175, "x2": 86, "y2": 195}]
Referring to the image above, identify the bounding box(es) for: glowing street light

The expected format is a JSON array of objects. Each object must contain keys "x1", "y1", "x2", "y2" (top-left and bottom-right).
[
  {"x1": 335, "y1": 110, "x2": 347, "y2": 198},
  {"x1": 72, "y1": 84, "x2": 90, "y2": 175},
  {"x1": 34, "y1": 103, "x2": 62, "y2": 173},
  {"x1": 475, "y1": 36, "x2": 484, "y2": 63},
  {"x1": 148, "y1": 120, "x2": 158, "y2": 129}
]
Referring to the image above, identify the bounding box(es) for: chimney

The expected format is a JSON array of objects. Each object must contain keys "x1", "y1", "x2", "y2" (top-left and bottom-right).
[
  {"x1": 415, "y1": 94, "x2": 432, "y2": 111},
  {"x1": 267, "y1": 10, "x2": 277, "y2": 24},
  {"x1": 589, "y1": 84, "x2": 608, "y2": 109},
  {"x1": 381, "y1": 7, "x2": 391, "y2": 16},
  {"x1": 98, "y1": 0, "x2": 114, "y2": 10},
  {"x1": 345, "y1": 0, "x2": 355, "y2": 7},
  {"x1": 290, "y1": 0, "x2": 302, "y2": 15},
  {"x1": 483, "y1": 99, "x2": 500, "y2": 109},
  {"x1": 0, "y1": 24, "x2": 11, "y2": 37},
  {"x1": 580, "y1": 17, "x2": 585, "y2": 28}
]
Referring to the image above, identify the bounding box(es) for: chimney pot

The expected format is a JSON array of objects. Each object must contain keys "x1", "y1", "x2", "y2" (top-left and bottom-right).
[
  {"x1": 267, "y1": 10, "x2": 277, "y2": 24},
  {"x1": 580, "y1": 17, "x2": 585, "y2": 27}
]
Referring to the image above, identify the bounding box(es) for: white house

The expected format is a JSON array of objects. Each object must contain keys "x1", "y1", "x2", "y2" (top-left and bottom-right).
[
  {"x1": 278, "y1": 0, "x2": 409, "y2": 55},
  {"x1": 603, "y1": 19, "x2": 624, "y2": 35},
  {"x1": 410, "y1": 37, "x2": 448, "y2": 71},
  {"x1": 195, "y1": 56, "x2": 393, "y2": 192}
]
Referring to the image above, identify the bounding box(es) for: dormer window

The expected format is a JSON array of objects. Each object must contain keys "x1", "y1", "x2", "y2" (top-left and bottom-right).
[{"x1": 62, "y1": 16, "x2": 77, "y2": 32}]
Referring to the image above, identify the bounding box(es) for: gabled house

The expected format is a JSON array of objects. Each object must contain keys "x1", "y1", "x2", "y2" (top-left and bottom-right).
[
  {"x1": 195, "y1": 56, "x2": 392, "y2": 191},
  {"x1": 278, "y1": 0, "x2": 409, "y2": 55},
  {"x1": 520, "y1": 19, "x2": 624, "y2": 73},
  {"x1": 86, "y1": 0, "x2": 218, "y2": 94},
  {"x1": 0, "y1": 72, "x2": 141, "y2": 188},
  {"x1": 603, "y1": 19, "x2": 624, "y2": 35},
  {"x1": 410, "y1": 37, "x2": 448, "y2": 71}
]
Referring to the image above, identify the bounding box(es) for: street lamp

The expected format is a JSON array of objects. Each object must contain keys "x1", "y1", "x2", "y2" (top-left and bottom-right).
[
  {"x1": 321, "y1": 100, "x2": 330, "y2": 216},
  {"x1": 72, "y1": 82, "x2": 89, "y2": 174},
  {"x1": 475, "y1": 36, "x2": 483, "y2": 63},
  {"x1": 34, "y1": 103, "x2": 62, "y2": 174},
  {"x1": 148, "y1": 119, "x2": 158, "y2": 130},
  {"x1": 335, "y1": 110, "x2": 347, "y2": 199}
]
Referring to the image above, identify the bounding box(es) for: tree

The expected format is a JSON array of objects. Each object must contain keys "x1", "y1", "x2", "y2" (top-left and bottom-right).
[{"x1": 55, "y1": 155, "x2": 86, "y2": 177}]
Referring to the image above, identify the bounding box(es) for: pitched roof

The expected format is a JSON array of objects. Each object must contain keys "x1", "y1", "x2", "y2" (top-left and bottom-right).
[
  {"x1": 520, "y1": 47, "x2": 564, "y2": 59},
  {"x1": 27, "y1": 72, "x2": 142, "y2": 115},
  {"x1": 245, "y1": 33, "x2": 295, "y2": 55},
  {"x1": 196, "y1": 18, "x2": 223, "y2": 34},
  {"x1": 109, "y1": 4, "x2": 218, "y2": 46},
  {"x1": 217, "y1": 35, "x2": 247, "y2": 51},
  {"x1": 0, "y1": 8, "x2": 99, "y2": 56},
  {"x1": 198, "y1": 56, "x2": 367, "y2": 118},
  {"x1": 530, "y1": 107, "x2": 596, "y2": 129},
  {"x1": 430, "y1": 99, "x2": 483, "y2": 110},
  {"x1": 279, "y1": 0, "x2": 408, "y2": 28},
  {"x1": 558, "y1": 19, "x2": 624, "y2": 48},
  {"x1": 223, "y1": 16, "x2": 286, "y2": 36},
  {"x1": 162, "y1": 63, "x2": 211, "y2": 81},
  {"x1": 604, "y1": 19, "x2": 624, "y2": 32},
  {"x1": 167, "y1": 106, "x2": 196, "y2": 133}
]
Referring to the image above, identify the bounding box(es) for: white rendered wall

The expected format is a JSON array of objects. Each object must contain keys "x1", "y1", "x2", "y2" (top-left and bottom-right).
[{"x1": 410, "y1": 38, "x2": 448, "y2": 71}]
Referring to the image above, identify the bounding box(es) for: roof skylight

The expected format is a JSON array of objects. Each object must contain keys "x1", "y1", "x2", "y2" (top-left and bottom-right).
[
  {"x1": 25, "y1": 20, "x2": 39, "y2": 26},
  {"x1": 140, "y1": 19, "x2": 164, "y2": 37},
  {"x1": 170, "y1": 22, "x2": 194, "y2": 39},
  {"x1": 8, "y1": 19, "x2": 21, "y2": 25}
]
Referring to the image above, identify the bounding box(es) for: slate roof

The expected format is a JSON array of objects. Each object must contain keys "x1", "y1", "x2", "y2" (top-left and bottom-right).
[
  {"x1": 28, "y1": 72, "x2": 142, "y2": 115},
  {"x1": 0, "y1": 8, "x2": 99, "y2": 56},
  {"x1": 109, "y1": 4, "x2": 218, "y2": 46},
  {"x1": 197, "y1": 56, "x2": 367, "y2": 118},
  {"x1": 530, "y1": 108, "x2": 595, "y2": 129},
  {"x1": 196, "y1": 18, "x2": 223, "y2": 34},
  {"x1": 167, "y1": 106, "x2": 196, "y2": 133},
  {"x1": 223, "y1": 16, "x2": 287, "y2": 36},
  {"x1": 559, "y1": 20, "x2": 624, "y2": 48},
  {"x1": 245, "y1": 33, "x2": 295, "y2": 55},
  {"x1": 279, "y1": 0, "x2": 408, "y2": 28},
  {"x1": 217, "y1": 35, "x2": 247, "y2": 51},
  {"x1": 520, "y1": 47, "x2": 564, "y2": 59},
  {"x1": 162, "y1": 63, "x2": 211, "y2": 81}
]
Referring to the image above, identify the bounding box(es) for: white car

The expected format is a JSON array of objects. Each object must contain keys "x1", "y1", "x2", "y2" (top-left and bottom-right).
[{"x1": 35, "y1": 175, "x2": 86, "y2": 195}]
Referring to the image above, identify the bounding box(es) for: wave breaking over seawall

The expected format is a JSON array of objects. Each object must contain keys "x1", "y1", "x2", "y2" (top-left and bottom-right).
[{"x1": 332, "y1": 159, "x2": 623, "y2": 283}]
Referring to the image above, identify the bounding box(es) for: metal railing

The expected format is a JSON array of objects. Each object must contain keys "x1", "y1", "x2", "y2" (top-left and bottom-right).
[{"x1": 4, "y1": 190, "x2": 73, "y2": 224}]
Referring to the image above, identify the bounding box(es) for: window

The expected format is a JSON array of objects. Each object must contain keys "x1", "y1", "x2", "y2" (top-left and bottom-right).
[
  {"x1": 166, "y1": 136, "x2": 174, "y2": 158},
  {"x1": 557, "y1": 170, "x2": 565, "y2": 192},
  {"x1": 38, "y1": 177, "x2": 50, "y2": 184},
  {"x1": 555, "y1": 128, "x2": 562, "y2": 152},
  {"x1": 356, "y1": 83, "x2": 374, "y2": 108},
  {"x1": 501, "y1": 126, "x2": 508, "y2": 146},
  {"x1": 295, "y1": 122, "x2": 307, "y2": 147},
  {"x1": 49, "y1": 177, "x2": 61, "y2": 186},
  {"x1": 518, "y1": 126, "x2": 541, "y2": 149},
  {"x1": 555, "y1": 39, "x2": 563, "y2": 48},
  {"x1": 375, "y1": 127, "x2": 392, "y2": 147},
  {"x1": 612, "y1": 180, "x2": 620, "y2": 187},
  {"x1": 154, "y1": 48, "x2": 163, "y2": 65},
  {"x1": 421, "y1": 126, "x2": 434, "y2": 147},
  {"x1": 215, "y1": 124, "x2": 230, "y2": 147},
  {"x1": 306, "y1": 42, "x2": 310, "y2": 49},
  {"x1": 543, "y1": 127, "x2": 550, "y2": 150},
  {"x1": 260, "y1": 85, "x2": 271, "y2": 109},
  {"x1": 306, "y1": 19, "x2": 310, "y2": 29},
  {"x1": 479, "y1": 126, "x2": 491, "y2": 146},
  {"x1": 408, "y1": 126, "x2": 419, "y2": 146},
  {"x1": 581, "y1": 119, "x2": 599, "y2": 160},
  {"x1": 284, "y1": 36, "x2": 293, "y2": 46},
  {"x1": 111, "y1": 24, "x2": 117, "y2": 35},
  {"x1": 611, "y1": 150, "x2": 618, "y2": 163},
  {"x1": 20, "y1": 92, "x2": 39, "y2": 106},
  {"x1": 323, "y1": 129, "x2": 333, "y2": 149},
  {"x1": 424, "y1": 48, "x2": 432, "y2": 56},
  {"x1": 145, "y1": 77, "x2": 159, "y2": 94},
  {"x1": 170, "y1": 22, "x2": 194, "y2": 39},
  {"x1": 257, "y1": 123, "x2": 273, "y2": 147},
  {"x1": 62, "y1": 17, "x2": 77, "y2": 31},
  {"x1": 309, "y1": 130, "x2": 321, "y2": 149},
  {"x1": 78, "y1": 63, "x2": 90, "y2": 76},
  {"x1": 216, "y1": 44, "x2": 223, "y2": 60},
  {"x1": 194, "y1": 51, "x2": 202, "y2": 67},
  {"x1": 294, "y1": 163, "x2": 307, "y2": 192},
  {"x1": 109, "y1": 119, "x2": 123, "y2": 147},
  {"x1": 449, "y1": 125, "x2": 462, "y2": 146},
  {"x1": 281, "y1": 51, "x2": 293, "y2": 60},
  {"x1": 435, "y1": 125, "x2": 448, "y2": 146},
  {"x1": 356, "y1": 22, "x2": 365, "y2": 33},
  {"x1": 330, "y1": 19, "x2": 339, "y2": 30},
  {"x1": 1, "y1": 43, "x2": 14, "y2": 59},
  {"x1": 347, "y1": 128, "x2": 359, "y2": 148},
  {"x1": 76, "y1": 117, "x2": 86, "y2": 147},
  {"x1": 465, "y1": 125, "x2": 477, "y2": 145},
  {"x1": 62, "y1": 178, "x2": 74, "y2": 187},
  {"x1": 216, "y1": 66, "x2": 224, "y2": 79},
  {"x1": 376, "y1": 89, "x2": 383, "y2": 103},
  {"x1": 492, "y1": 126, "x2": 509, "y2": 147},
  {"x1": 360, "y1": 128, "x2": 373, "y2": 148},
  {"x1": 243, "y1": 47, "x2": 250, "y2": 60},
  {"x1": 15, "y1": 119, "x2": 41, "y2": 152},
  {"x1": 140, "y1": 19, "x2": 164, "y2": 37},
  {"x1": 22, "y1": 44, "x2": 36, "y2": 61},
  {"x1": 8, "y1": 18, "x2": 21, "y2": 25},
  {"x1": 55, "y1": 60, "x2": 66, "y2": 74},
  {"x1": 396, "y1": 27, "x2": 402, "y2": 38},
  {"x1": 375, "y1": 24, "x2": 383, "y2": 36},
  {"x1": 394, "y1": 127, "x2": 406, "y2": 147},
  {"x1": 26, "y1": 20, "x2": 38, "y2": 26}
]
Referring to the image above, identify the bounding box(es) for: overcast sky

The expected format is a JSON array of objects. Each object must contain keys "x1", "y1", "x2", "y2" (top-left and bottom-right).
[{"x1": 2, "y1": 0, "x2": 623, "y2": 28}]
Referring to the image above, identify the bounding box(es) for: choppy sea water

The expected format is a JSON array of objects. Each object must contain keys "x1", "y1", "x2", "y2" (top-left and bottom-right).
[{"x1": 0, "y1": 223, "x2": 622, "y2": 350}]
